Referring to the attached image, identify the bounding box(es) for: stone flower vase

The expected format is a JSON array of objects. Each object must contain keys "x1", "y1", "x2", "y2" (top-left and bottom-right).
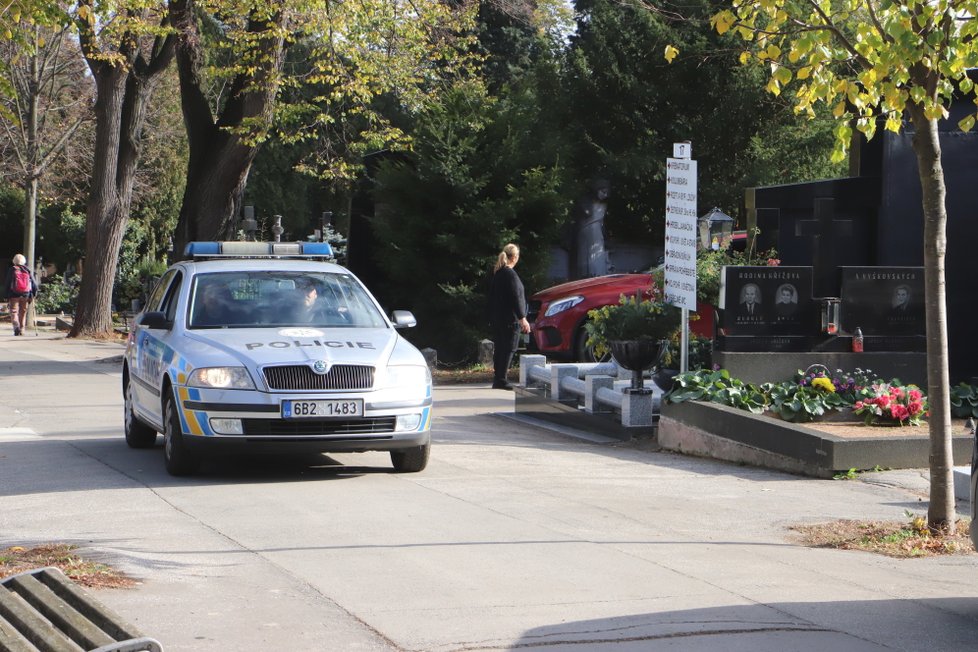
[{"x1": 609, "y1": 340, "x2": 667, "y2": 395}]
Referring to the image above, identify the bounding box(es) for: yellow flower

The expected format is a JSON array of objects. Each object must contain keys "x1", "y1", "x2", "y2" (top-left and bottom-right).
[{"x1": 812, "y1": 377, "x2": 836, "y2": 392}]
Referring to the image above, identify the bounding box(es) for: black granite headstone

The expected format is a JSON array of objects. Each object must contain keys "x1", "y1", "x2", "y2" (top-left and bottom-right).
[
  {"x1": 840, "y1": 267, "x2": 925, "y2": 336},
  {"x1": 720, "y1": 266, "x2": 818, "y2": 336}
]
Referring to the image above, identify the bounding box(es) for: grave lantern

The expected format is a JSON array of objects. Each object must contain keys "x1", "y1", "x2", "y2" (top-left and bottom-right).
[
  {"x1": 698, "y1": 208, "x2": 735, "y2": 251},
  {"x1": 241, "y1": 205, "x2": 258, "y2": 240},
  {"x1": 271, "y1": 214, "x2": 284, "y2": 242},
  {"x1": 821, "y1": 297, "x2": 841, "y2": 334}
]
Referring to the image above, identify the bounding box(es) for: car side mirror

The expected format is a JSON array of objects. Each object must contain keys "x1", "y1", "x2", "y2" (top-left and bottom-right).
[
  {"x1": 138, "y1": 311, "x2": 173, "y2": 330},
  {"x1": 391, "y1": 310, "x2": 416, "y2": 329}
]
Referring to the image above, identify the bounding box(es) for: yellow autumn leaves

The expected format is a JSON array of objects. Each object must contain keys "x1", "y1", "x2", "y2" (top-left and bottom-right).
[{"x1": 663, "y1": 0, "x2": 978, "y2": 158}]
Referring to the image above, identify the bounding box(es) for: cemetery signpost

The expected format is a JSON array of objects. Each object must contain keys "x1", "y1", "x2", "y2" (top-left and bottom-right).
[{"x1": 664, "y1": 142, "x2": 697, "y2": 372}]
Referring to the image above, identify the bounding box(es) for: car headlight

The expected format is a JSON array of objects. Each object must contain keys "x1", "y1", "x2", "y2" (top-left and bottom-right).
[
  {"x1": 188, "y1": 367, "x2": 255, "y2": 390},
  {"x1": 544, "y1": 295, "x2": 584, "y2": 317},
  {"x1": 381, "y1": 365, "x2": 431, "y2": 389}
]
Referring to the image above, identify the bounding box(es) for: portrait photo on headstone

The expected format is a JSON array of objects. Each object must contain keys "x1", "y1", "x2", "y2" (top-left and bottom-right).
[
  {"x1": 720, "y1": 266, "x2": 817, "y2": 336},
  {"x1": 841, "y1": 267, "x2": 925, "y2": 337}
]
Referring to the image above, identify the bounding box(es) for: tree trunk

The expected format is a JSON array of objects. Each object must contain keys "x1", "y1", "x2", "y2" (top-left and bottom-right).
[
  {"x1": 71, "y1": 68, "x2": 129, "y2": 336},
  {"x1": 907, "y1": 105, "x2": 955, "y2": 533},
  {"x1": 172, "y1": 126, "x2": 257, "y2": 253},
  {"x1": 23, "y1": 176, "x2": 37, "y2": 271},
  {"x1": 70, "y1": 25, "x2": 175, "y2": 338},
  {"x1": 170, "y1": 0, "x2": 285, "y2": 256}
]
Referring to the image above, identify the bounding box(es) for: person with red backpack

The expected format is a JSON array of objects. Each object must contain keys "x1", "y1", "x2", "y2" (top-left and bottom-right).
[{"x1": 5, "y1": 253, "x2": 38, "y2": 336}]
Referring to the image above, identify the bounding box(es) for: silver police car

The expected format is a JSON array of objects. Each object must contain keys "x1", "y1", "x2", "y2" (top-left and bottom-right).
[{"x1": 123, "y1": 241, "x2": 432, "y2": 476}]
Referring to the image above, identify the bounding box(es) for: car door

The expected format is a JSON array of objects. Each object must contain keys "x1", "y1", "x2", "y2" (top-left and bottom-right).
[{"x1": 131, "y1": 269, "x2": 184, "y2": 424}]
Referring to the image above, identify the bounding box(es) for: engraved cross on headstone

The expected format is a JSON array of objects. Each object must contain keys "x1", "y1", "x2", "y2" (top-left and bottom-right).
[{"x1": 795, "y1": 197, "x2": 853, "y2": 297}]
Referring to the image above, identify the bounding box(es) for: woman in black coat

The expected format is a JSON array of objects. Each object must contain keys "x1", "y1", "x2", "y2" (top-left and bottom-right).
[{"x1": 488, "y1": 243, "x2": 530, "y2": 389}]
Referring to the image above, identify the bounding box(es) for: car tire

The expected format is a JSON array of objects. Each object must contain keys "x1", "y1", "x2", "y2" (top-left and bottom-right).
[
  {"x1": 164, "y1": 392, "x2": 199, "y2": 476},
  {"x1": 575, "y1": 325, "x2": 611, "y2": 363},
  {"x1": 390, "y1": 442, "x2": 430, "y2": 473},
  {"x1": 124, "y1": 378, "x2": 158, "y2": 448}
]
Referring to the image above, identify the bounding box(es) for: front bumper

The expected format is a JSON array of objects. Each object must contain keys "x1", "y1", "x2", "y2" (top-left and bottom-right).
[{"x1": 173, "y1": 384, "x2": 432, "y2": 450}]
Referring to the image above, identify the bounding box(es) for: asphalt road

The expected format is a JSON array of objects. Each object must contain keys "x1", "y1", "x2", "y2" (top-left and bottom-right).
[{"x1": 1, "y1": 333, "x2": 977, "y2": 651}]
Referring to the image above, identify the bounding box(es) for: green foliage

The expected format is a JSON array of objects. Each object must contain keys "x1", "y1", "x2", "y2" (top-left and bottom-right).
[
  {"x1": 950, "y1": 383, "x2": 978, "y2": 419},
  {"x1": 371, "y1": 71, "x2": 569, "y2": 362},
  {"x1": 660, "y1": 333, "x2": 713, "y2": 371},
  {"x1": 761, "y1": 380, "x2": 847, "y2": 423},
  {"x1": 694, "y1": 235, "x2": 780, "y2": 305},
  {"x1": 665, "y1": 368, "x2": 768, "y2": 413},
  {"x1": 713, "y1": 0, "x2": 978, "y2": 159},
  {"x1": 35, "y1": 275, "x2": 79, "y2": 314},
  {"x1": 833, "y1": 468, "x2": 859, "y2": 481},
  {"x1": 667, "y1": 364, "x2": 926, "y2": 425},
  {"x1": 0, "y1": 185, "x2": 24, "y2": 252},
  {"x1": 796, "y1": 365, "x2": 881, "y2": 404},
  {"x1": 37, "y1": 208, "x2": 85, "y2": 271},
  {"x1": 650, "y1": 232, "x2": 780, "y2": 306},
  {"x1": 563, "y1": 0, "x2": 840, "y2": 241},
  {"x1": 583, "y1": 295, "x2": 680, "y2": 358}
]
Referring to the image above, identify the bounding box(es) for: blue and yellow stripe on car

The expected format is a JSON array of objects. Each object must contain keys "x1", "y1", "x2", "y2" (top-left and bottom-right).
[
  {"x1": 419, "y1": 406, "x2": 432, "y2": 431},
  {"x1": 176, "y1": 386, "x2": 214, "y2": 436}
]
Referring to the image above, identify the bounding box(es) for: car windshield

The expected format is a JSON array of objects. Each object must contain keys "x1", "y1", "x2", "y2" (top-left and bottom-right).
[{"x1": 188, "y1": 271, "x2": 388, "y2": 329}]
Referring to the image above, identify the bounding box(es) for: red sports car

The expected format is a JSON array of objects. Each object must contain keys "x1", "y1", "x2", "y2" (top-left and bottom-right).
[{"x1": 528, "y1": 273, "x2": 715, "y2": 362}]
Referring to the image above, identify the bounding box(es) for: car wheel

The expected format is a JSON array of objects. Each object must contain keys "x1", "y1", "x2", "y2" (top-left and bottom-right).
[
  {"x1": 124, "y1": 378, "x2": 158, "y2": 448},
  {"x1": 390, "y1": 442, "x2": 430, "y2": 473},
  {"x1": 164, "y1": 392, "x2": 199, "y2": 476},
  {"x1": 575, "y1": 326, "x2": 611, "y2": 363}
]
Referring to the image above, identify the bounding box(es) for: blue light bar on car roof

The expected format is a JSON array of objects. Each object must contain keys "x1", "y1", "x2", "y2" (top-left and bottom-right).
[{"x1": 184, "y1": 241, "x2": 334, "y2": 259}]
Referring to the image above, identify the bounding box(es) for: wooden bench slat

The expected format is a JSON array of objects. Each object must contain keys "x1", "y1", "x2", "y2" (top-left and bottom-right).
[
  {"x1": 0, "y1": 589, "x2": 83, "y2": 652},
  {"x1": 34, "y1": 571, "x2": 142, "y2": 643},
  {"x1": 7, "y1": 576, "x2": 114, "y2": 651},
  {"x1": 2, "y1": 568, "x2": 161, "y2": 652},
  {"x1": 0, "y1": 614, "x2": 42, "y2": 652}
]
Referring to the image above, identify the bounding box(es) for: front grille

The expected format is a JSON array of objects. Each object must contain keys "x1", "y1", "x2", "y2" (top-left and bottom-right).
[
  {"x1": 263, "y1": 364, "x2": 374, "y2": 391},
  {"x1": 527, "y1": 299, "x2": 541, "y2": 323},
  {"x1": 241, "y1": 417, "x2": 397, "y2": 436}
]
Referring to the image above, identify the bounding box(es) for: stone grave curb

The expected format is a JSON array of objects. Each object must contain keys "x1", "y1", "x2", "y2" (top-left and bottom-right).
[{"x1": 658, "y1": 400, "x2": 973, "y2": 477}]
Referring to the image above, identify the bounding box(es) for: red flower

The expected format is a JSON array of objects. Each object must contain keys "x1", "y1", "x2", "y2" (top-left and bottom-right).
[
  {"x1": 909, "y1": 389, "x2": 922, "y2": 401},
  {"x1": 891, "y1": 404, "x2": 909, "y2": 421},
  {"x1": 909, "y1": 401, "x2": 923, "y2": 415}
]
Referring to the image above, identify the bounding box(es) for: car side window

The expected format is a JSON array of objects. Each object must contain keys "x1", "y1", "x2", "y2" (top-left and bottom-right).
[
  {"x1": 159, "y1": 271, "x2": 184, "y2": 322},
  {"x1": 145, "y1": 269, "x2": 177, "y2": 312}
]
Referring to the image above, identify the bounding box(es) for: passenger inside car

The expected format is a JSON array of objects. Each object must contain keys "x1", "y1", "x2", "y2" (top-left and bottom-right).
[
  {"x1": 290, "y1": 278, "x2": 331, "y2": 324},
  {"x1": 192, "y1": 282, "x2": 239, "y2": 327}
]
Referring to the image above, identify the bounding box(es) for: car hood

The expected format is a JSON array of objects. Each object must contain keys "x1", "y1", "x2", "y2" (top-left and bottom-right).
[
  {"x1": 183, "y1": 327, "x2": 423, "y2": 368},
  {"x1": 531, "y1": 273, "x2": 654, "y2": 301}
]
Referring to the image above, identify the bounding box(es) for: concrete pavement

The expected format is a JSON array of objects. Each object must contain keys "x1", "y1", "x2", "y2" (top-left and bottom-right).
[{"x1": 1, "y1": 331, "x2": 977, "y2": 651}]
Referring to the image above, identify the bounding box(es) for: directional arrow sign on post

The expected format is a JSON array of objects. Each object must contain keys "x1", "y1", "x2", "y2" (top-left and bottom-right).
[
  {"x1": 664, "y1": 143, "x2": 697, "y2": 374},
  {"x1": 664, "y1": 149, "x2": 697, "y2": 309}
]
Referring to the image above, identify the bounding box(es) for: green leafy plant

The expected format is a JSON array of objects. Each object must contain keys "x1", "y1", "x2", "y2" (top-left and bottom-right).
[
  {"x1": 660, "y1": 333, "x2": 713, "y2": 371},
  {"x1": 762, "y1": 379, "x2": 848, "y2": 422},
  {"x1": 584, "y1": 294, "x2": 680, "y2": 359},
  {"x1": 665, "y1": 368, "x2": 768, "y2": 413},
  {"x1": 34, "y1": 276, "x2": 79, "y2": 314},
  {"x1": 950, "y1": 383, "x2": 978, "y2": 418},
  {"x1": 696, "y1": 230, "x2": 780, "y2": 305}
]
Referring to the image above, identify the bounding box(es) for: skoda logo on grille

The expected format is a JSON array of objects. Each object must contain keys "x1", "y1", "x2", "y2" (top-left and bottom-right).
[{"x1": 312, "y1": 360, "x2": 330, "y2": 375}]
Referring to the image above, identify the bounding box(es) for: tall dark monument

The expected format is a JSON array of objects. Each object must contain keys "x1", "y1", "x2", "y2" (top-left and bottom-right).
[{"x1": 744, "y1": 93, "x2": 978, "y2": 382}]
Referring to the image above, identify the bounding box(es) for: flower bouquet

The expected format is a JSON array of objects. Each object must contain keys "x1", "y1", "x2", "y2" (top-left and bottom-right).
[{"x1": 853, "y1": 383, "x2": 928, "y2": 426}]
